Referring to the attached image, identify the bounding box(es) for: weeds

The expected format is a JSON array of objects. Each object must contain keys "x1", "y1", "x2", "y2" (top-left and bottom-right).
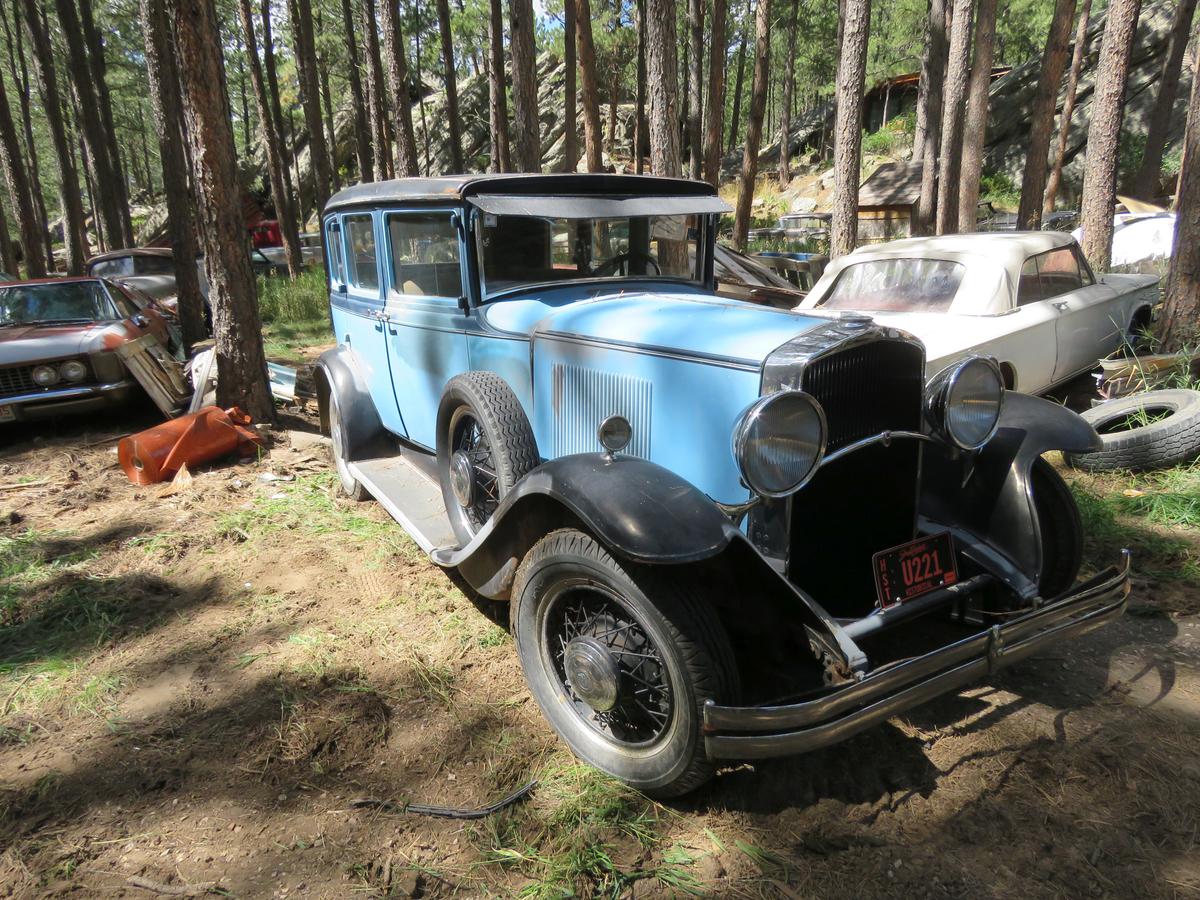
[{"x1": 258, "y1": 269, "x2": 329, "y2": 323}]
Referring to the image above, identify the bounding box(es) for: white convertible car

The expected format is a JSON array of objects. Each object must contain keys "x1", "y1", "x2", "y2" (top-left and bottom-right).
[{"x1": 796, "y1": 232, "x2": 1159, "y2": 394}]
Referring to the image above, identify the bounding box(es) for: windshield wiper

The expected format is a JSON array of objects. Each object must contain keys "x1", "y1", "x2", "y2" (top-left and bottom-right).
[{"x1": 29, "y1": 318, "x2": 94, "y2": 326}]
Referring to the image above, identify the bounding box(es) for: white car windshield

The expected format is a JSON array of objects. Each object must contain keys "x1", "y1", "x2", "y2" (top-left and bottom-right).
[
  {"x1": 478, "y1": 214, "x2": 702, "y2": 297},
  {"x1": 819, "y1": 258, "x2": 965, "y2": 313}
]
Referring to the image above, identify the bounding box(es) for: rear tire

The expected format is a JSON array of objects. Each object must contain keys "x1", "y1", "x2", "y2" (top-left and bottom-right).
[
  {"x1": 329, "y1": 391, "x2": 367, "y2": 501},
  {"x1": 1030, "y1": 459, "x2": 1082, "y2": 599},
  {"x1": 510, "y1": 529, "x2": 739, "y2": 798},
  {"x1": 1065, "y1": 389, "x2": 1200, "y2": 472}
]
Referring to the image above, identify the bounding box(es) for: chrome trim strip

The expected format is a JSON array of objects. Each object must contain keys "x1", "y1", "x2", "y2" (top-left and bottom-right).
[
  {"x1": 535, "y1": 329, "x2": 761, "y2": 372},
  {"x1": 1, "y1": 380, "x2": 134, "y2": 406},
  {"x1": 818, "y1": 429, "x2": 933, "y2": 467}
]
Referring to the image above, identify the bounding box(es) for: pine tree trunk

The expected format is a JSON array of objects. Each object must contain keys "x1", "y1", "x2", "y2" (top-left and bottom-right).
[
  {"x1": 320, "y1": 55, "x2": 341, "y2": 192},
  {"x1": 435, "y1": 0, "x2": 464, "y2": 172},
  {"x1": 831, "y1": 0, "x2": 870, "y2": 258},
  {"x1": 0, "y1": 199, "x2": 14, "y2": 275},
  {"x1": 957, "y1": 0, "x2": 997, "y2": 232},
  {"x1": 777, "y1": 0, "x2": 799, "y2": 186},
  {"x1": 171, "y1": 0, "x2": 274, "y2": 422},
  {"x1": 1080, "y1": 0, "x2": 1142, "y2": 272},
  {"x1": 341, "y1": 0, "x2": 375, "y2": 182},
  {"x1": 261, "y1": 0, "x2": 296, "y2": 200},
  {"x1": 702, "y1": 0, "x2": 727, "y2": 186},
  {"x1": 576, "y1": 0, "x2": 604, "y2": 171},
  {"x1": 486, "y1": 0, "x2": 511, "y2": 173},
  {"x1": 914, "y1": 0, "x2": 947, "y2": 231},
  {"x1": 362, "y1": 0, "x2": 394, "y2": 180},
  {"x1": 645, "y1": 0, "x2": 681, "y2": 176},
  {"x1": 379, "y1": 0, "x2": 421, "y2": 176},
  {"x1": 0, "y1": 67, "x2": 44, "y2": 277},
  {"x1": 410, "y1": 0, "x2": 432, "y2": 175},
  {"x1": 935, "y1": 0, "x2": 974, "y2": 235},
  {"x1": 53, "y1": 0, "x2": 124, "y2": 252},
  {"x1": 1133, "y1": 0, "x2": 1198, "y2": 198},
  {"x1": 509, "y1": 0, "x2": 541, "y2": 171},
  {"x1": 237, "y1": 0, "x2": 303, "y2": 280},
  {"x1": 634, "y1": 0, "x2": 647, "y2": 173},
  {"x1": 142, "y1": 0, "x2": 207, "y2": 350},
  {"x1": 727, "y1": 2, "x2": 749, "y2": 154},
  {"x1": 1156, "y1": 46, "x2": 1200, "y2": 349},
  {"x1": 234, "y1": 28, "x2": 252, "y2": 157},
  {"x1": 288, "y1": 0, "x2": 333, "y2": 212},
  {"x1": 733, "y1": 0, "x2": 771, "y2": 250},
  {"x1": 1043, "y1": 0, "x2": 1092, "y2": 216},
  {"x1": 686, "y1": 0, "x2": 704, "y2": 180},
  {"x1": 21, "y1": 0, "x2": 86, "y2": 275},
  {"x1": 563, "y1": 0, "x2": 578, "y2": 172},
  {"x1": 1016, "y1": 0, "x2": 1077, "y2": 229}
]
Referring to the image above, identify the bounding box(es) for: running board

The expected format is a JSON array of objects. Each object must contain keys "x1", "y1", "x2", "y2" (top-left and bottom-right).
[{"x1": 347, "y1": 455, "x2": 460, "y2": 555}]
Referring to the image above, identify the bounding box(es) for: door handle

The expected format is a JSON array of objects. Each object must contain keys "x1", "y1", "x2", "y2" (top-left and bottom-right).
[{"x1": 1052, "y1": 301, "x2": 1070, "y2": 311}]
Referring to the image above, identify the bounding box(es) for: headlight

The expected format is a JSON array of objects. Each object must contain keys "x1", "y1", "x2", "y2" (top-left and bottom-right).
[
  {"x1": 733, "y1": 390, "x2": 826, "y2": 497},
  {"x1": 59, "y1": 360, "x2": 88, "y2": 382},
  {"x1": 31, "y1": 365, "x2": 58, "y2": 387},
  {"x1": 928, "y1": 357, "x2": 1004, "y2": 450}
]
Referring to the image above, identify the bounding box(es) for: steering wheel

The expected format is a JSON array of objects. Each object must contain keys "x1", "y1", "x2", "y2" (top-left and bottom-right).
[{"x1": 592, "y1": 251, "x2": 661, "y2": 277}]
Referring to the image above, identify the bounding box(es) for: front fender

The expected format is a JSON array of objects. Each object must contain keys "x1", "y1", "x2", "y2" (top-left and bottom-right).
[
  {"x1": 922, "y1": 391, "x2": 1101, "y2": 589},
  {"x1": 313, "y1": 344, "x2": 391, "y2": 462}
]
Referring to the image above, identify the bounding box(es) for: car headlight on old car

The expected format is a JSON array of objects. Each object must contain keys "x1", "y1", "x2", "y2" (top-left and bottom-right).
[
  {"x1": 733, "y1": 390, "x2": 827, "y2": 498},
  {"x1": 59, "y1": 360, "x2": 88, "y2": 383},
  {"x1": 928, "y1": 356, "x2": 1004, "y2": 450},
  {"x1": 31, "y1": 365, "x2": 59, "y2": 387}
]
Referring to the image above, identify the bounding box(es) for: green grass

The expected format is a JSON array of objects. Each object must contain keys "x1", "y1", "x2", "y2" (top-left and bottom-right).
[
  {"x1": 980, "y1": 170, "x2": 1021, "y2": 210},
  {"x1": 258, "y1": 269, "x2": 334, "y2": 363}
]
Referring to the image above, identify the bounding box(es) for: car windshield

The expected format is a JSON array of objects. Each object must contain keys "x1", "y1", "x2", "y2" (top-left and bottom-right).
[
  {"x1": 89, "y1": 257, "x2": 133, "y2": 277},
  {"x1": 818, "y1": 258, "x2": 965, "y2": 313},
  {"x1": 478, "y1": 213, "x2": 703, "y2": 297},
  {"x1": 0, "y1": 281, "x2": 117, "y2": 325},
  {"x1": 133, "y1": 255, "x2": 175, "y2": 275}
]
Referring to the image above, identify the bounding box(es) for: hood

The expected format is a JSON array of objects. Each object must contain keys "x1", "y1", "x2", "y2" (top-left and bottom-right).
[
  {"x1": 0, "y1": 322, "x2": 108, "y2": 366},
  {"x1": 487, "y1": 288, "x2": 830, "y2": 368}
]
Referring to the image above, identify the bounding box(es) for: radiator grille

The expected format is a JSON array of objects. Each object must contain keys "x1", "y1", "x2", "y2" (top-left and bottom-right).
[
  {"x1": 801, "y1": 340, "x2": 925, "y2": 452},
  {"x1": 551, "y1": 364, "x2": 652, "y2": 459},
  {"x1": 0, "y1": 365, "x2": 35, "y2": 399}
]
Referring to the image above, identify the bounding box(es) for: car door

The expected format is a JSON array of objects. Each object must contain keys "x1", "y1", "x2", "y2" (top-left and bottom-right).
[
  {"x1": 1045, "y1": 245, "x2": 1123, "y2": 382},
  {"x1": 1000, "y1": 255, "x2": 1060, "y2": 392},
  {"x1": 381, "y1": 209, "x2": 471, "y2": 450},
  {"x1": 331, "y1": 212, "x2": 407, "y2": 437}
]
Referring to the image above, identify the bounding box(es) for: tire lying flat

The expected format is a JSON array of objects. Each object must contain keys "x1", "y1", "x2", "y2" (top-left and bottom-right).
[{"x1": 1065, "y1": 389, "x2": 1200, "y2": 472}]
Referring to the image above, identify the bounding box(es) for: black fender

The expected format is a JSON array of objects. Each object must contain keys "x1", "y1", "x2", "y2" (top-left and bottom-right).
[
  {"x1": 921, "y1": 391, "x2": 1101, "y2": 592},
  {"x1": 313, "y1": 345, "x2": 392, "y2": 462}
]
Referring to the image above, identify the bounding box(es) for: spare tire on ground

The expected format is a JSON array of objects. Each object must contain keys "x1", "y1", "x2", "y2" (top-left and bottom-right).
[{"x1": 1065, "y1": 389, "x2": 1200, "y2": 472}]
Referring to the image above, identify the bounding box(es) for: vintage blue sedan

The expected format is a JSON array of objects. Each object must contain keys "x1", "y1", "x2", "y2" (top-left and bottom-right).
[{"x1": 316, "y1": 174, "x2": 1129, "y2": 797}]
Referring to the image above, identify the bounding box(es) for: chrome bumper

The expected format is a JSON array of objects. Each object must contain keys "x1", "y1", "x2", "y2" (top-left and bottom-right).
[
  {"x1": 0, "y1": 379, "x2": 136, "y2": 411},
  {"x1": 703, "y1": 551, "x2": 1131, "y2": 759}
]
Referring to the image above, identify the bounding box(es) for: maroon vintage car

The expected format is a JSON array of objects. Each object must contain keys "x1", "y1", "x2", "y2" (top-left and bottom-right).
[{"x1": 0, "y1": 276, "x2": 178, "y2": 424}]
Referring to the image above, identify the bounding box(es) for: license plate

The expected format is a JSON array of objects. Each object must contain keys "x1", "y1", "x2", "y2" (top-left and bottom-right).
[
  {"x1": 0, "y1": 405, "x2": 12, "y2": 423},
  {"x1": 873, "y1": 532, "x2": 958, "y2": 608}
]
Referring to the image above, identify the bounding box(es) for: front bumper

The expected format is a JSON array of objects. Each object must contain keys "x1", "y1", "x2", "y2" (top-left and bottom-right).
[
  {"x1": 703, "y1": 551, "x2": 1131, "y2": 759},
  {"x1": 0, "y1": 380, "x2": 138, "y2": 422}
]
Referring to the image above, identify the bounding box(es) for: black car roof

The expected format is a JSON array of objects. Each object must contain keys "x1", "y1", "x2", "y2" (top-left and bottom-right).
[{"x1": 323, "y1": 172, "x2": 720, "y2": 215}]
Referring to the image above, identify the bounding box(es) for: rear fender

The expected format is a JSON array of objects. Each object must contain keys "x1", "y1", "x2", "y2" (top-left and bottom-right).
[{"x1": 313, "y1": 345, "x2": 392, "y2": 462}]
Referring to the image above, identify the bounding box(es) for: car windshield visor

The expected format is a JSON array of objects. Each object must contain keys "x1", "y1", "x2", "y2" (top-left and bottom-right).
[
  {"x1": 818, "y1": 258, "x2": 965, "y2": 313},
  {"x1": 0, "y1": 281, "x2": 116, "y2": 325}
]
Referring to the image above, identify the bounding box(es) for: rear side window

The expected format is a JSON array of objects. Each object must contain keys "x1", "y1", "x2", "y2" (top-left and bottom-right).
[
  {"x1": 343, "y1": 214, "x2": 379, "y2": 291},
  {"x1": 1017, "y1": 256, "x2": 1044, "y2": 305},
  {"x1": 387, "y1": 213, "x2": 462, "y2": 298}
]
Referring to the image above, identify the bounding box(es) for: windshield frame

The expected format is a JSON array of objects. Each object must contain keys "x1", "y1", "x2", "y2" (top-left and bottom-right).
[
  {"x1": 470, "y1": 208, "x2": 716, "y2": 304},
  {"x1": 0, "y1": 279, "x2": 122, "y2": 327}
]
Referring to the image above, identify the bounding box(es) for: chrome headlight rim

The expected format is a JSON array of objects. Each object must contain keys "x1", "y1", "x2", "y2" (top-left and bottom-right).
[
  {"x1": 31, "y1": 364, "x2": 59, "y2": 387},
  {"x1": 59, "y1": 359, "x2": 89, "y2": 383},
  {"x1": 732, "y1": 389, "x2": 828, "y2": 499},
  {"x1": 928, "y1": 355, "x2": 1005, "y2": 451}
]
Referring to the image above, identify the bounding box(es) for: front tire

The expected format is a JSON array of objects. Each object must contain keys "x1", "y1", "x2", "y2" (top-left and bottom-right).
[
  {"x1": 329, "y1": 391, "x2": 367, "y2": 501},
  {"x1": 510, "y1": 529, "x2": 739, "y2": 798},
  {"x1": 1030, "y1": 458, "x2": 1082, "y2": 599}
]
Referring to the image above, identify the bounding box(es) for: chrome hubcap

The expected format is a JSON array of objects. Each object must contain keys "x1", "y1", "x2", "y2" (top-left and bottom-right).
[
  {"x1": 564, "y1": 636, "x2": 621, "y2": 712},
  {"x1": 449, "y1": 450, "x2": 474, "y2": 507}
]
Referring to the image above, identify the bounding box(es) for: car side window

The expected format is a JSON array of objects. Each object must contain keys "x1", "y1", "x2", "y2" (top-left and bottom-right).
[
  {"x1": 343, "y1": 214, "x2": 379, "y2": 292},
  {"x1": 1037, "y1": 248, "x2": 1084, "y2": 298},
  {"x1": 387, "y1": 213, "x2": 462, "y2": 298},
  {"x1": 1017, "y1": 256, "x2": 1044, "y2": 305},
  {"x1": 326, "y1": 220, "x2": 346, "y2": 288},
  {"x1": 1072, "y1": 245, "x2": 1096, "y2": 285}
]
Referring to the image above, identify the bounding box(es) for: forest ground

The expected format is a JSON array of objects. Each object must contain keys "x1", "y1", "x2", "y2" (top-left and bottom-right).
[{"x1": 1, "y1": 342, "x2": 1199, "y2": 898}]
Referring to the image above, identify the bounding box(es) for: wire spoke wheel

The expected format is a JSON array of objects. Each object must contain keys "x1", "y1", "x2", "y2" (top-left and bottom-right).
[{"x1": 449, "y1": 410, "x2": 500, "y2": 531}]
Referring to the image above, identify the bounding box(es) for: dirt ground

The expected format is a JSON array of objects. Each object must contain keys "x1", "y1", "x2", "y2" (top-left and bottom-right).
[{"x1": 0, "y1": 400, "x2": 1198, "y2": 899}]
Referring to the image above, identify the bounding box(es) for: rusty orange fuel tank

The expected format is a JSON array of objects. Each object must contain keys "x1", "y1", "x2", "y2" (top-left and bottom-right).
[{"x1": 118, "y1": 406, "x2": 265, "y2": 485}]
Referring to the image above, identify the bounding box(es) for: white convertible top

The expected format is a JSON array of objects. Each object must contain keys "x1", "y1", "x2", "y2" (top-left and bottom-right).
[{"x1": 801, "y1": 231, "x2": 1077, "y2": 315}]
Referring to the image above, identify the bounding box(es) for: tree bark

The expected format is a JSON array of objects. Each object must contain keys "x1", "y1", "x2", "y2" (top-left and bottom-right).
[
  {"x1": 509, "y1": 0, "x2": 541, "y2": 171},
  {"x1": 1157, "y1": 43, "x2": 1200, "y2": 349},
  {"x1": 0, "y1": 199, "x2": 14, "y2": 275},
  {"x1": 237, "y1": 0, "x2": 303, "y2": 279},
  {"x1": 957, "y1": 0, "x2": 997, "y2": 232},
  {"x1": 563, "y1": 0, "x2": 578, "y2": 172},
  {"x1": 379, "y1": 0, "x2": 421, "y2": 176},
  {"x1": 634, "y1": 0, "x2": 646, "y2": 173},
  {"x1": 777, "y1": 0, "x2": 799, "y2": 186},
  {"x1": 362, "y1": 0, "x2": 393, "y2": 180},
  {"x1": 645, "y1": 0, "x2": 681, "y2": 176},
  {"x1": 0, "y1": 63, "x2": 43, "y2": 277},
  {"x1": 702, "y1": 0, "x2": 727, "y2": 186},
  {"x1": 686, "y1": 0, "x2": 704, "y2": 180},
  {"x1": 141, "y1": 0, "x2": 207, "y2": 350},
  {"x1": 935, "y1": 0, "x2": 974, "y2": 235},
  {"x1": 410, "y1": 0, "x2": 432, "y2": 175},
  {"x1": 1133, "y1": 0, "x2": 1198, "y2": 198},
  {"x1": 258, "y1": 0, "x2": 295, "y2": 203},
  {"x1": 486, "y1": 0, "x2": 511, "y2": 172},
  {"x1": 435, "y1": 0, "x2": 464, "y2": 172},
  {"x1": 733, "y1": 0, "x2": 771, "y2": 250},
  {"x1": 1017, "y1": 0, "x2": 1077, "y2": 229},
  {"x1": 287, "y1": 0, "x2": 333, "y2": 213},
  {"x1": 1043, "y1": 0, "x2": 1092, "y2": 215},
  {"x1": 341, "y1": 0, "x2": 374, "y2": 182},
  {"x1": 1080, "y1": 0, "x2": 1142, "y2": 272},
  {"x1": 831, "y1": 0, "x2": 871, "y2": 258},
  {"x1": 727, "y1": 0, "x2": 750, "y2": 154},
  {"x1": 22, "y1": 0, "x2": 87, "y2": 275},
  {"x1": 171, "y1": 0, "x2": 274, "y2": 422},
  {"x1": 575, "y1": 0, "x2": 604, "y2": 172},
  {"x1": 914, "y1": 0, "x2": 947, "y2": 232}
]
